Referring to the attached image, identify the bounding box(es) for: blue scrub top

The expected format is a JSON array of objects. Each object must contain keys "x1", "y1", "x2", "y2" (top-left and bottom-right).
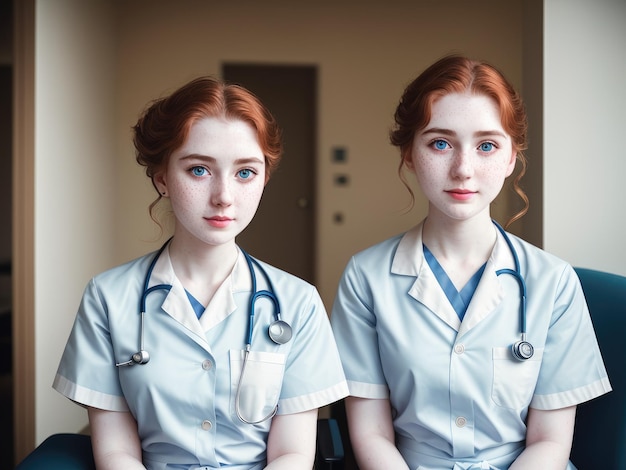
[
  {"x1": 54, "y1": 246, "x2": 348, "y2": 470},
  {"x1": 331, "y1": 221, "x2": 611, "y2": 470}
]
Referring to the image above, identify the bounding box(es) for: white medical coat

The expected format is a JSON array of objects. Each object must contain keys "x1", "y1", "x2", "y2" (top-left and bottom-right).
[
  {"x1": 331, "y1": 222, "x2": 611, "y2": 470},
  {"x1": 54, "y1": 246, "x2": 348, "y2": 470}
]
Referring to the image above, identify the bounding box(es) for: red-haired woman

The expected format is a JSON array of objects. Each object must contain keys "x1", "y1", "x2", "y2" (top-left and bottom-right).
[
  {"x1": 54, "y1": 77, "x2": 348, "y2": 470},
  {"x1": 331, "y1": 56, "x2": 610, "y2": 469}
]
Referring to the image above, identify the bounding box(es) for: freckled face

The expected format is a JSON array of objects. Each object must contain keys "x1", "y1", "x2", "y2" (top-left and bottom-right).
[
  {"x1": 154, "y1": 117, "x2": 266, "y2": 249},
  {"x1": 408, "y1": 92, "x2": 517, "y2": 223}
]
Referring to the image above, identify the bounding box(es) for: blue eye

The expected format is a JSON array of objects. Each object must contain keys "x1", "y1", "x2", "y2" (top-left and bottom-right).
[
  {"x1": 191, "y1": 166, "x2": 207, "y2": 177},
  {"x1": 479, "y1": 142, "x2": 494, "y2": 152},
  {"x1": 238, "y1": 169, "x2": 253, "y2": 179},
  {"x1": 434, "y1": 140, "x2": 449, "y2": 150}
]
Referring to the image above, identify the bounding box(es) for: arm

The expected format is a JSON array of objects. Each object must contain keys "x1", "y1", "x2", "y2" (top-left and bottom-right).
[
  {"x1": 345, "y1": 396, "x2": 410, "y2": 470},
  {"x1": 88, "y1": 407, "x2": 145, "y2": 470},
  {"x1": 509, "y1": 406, "x2": 576, "y2": 469},
  {"x1": 265, "y1": 409, "x2": 318, "y2": 469}
]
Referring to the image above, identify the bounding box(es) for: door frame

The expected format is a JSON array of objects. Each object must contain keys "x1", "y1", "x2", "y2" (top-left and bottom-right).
[{"x1": 13, "y1": 0, "x2": 36, "y2": 463}]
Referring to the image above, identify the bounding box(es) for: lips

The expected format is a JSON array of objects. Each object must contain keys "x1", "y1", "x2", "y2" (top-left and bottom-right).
[
  {"x1": 446, "y1": 189, "x2": 476, "y2": 201},
  {"x1": 206, "y1": 216, "x2": 233, "y2": 228}
]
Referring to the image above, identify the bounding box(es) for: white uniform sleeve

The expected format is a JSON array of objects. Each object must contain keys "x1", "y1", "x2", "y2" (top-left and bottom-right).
[
  {"x1": 530, "y1": 265, "x2": 611, "y2": 410},
  {"x1": 275, "y1": 284, "x2": 348, "y2": 414},
  {"x1": 331, "y1": 256, "x2": 389, "y2": 399},
  {"x1": 53, "y1": 278, "x2": 129, "y2": 411}
]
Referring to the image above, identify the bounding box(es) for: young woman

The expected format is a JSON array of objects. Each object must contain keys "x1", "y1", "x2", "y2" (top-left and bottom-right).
[
  {"x1": 53, "y1": 77, "x2": 348, "y2": 470},
  {"x1": 330, "y1": 55, "x2": 611, "y2": 469}
]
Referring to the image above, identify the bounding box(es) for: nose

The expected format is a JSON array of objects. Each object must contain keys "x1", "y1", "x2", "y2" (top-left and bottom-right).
[
  {"x1": 450, "y1": 149, "x2": 474, "y2": 179},
  {"x1": 211, "y1": 177, "x2": 233, "y2": 206}
]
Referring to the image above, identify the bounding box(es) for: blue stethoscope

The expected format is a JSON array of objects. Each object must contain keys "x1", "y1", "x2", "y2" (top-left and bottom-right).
[
  {"x1": 115, "y1": 239, "x2": 292, "y2": 423},
  {"x1": 494, "y1": 221, "x2": 534, "y2": 361}
]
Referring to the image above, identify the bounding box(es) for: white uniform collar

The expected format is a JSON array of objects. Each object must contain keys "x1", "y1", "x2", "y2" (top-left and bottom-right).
[
  {"x1": 391, "y1": 220, "x2": 516, "y2": 275},
  {"x1": 149, "y1": 244, "x2": 250, "y2": 338},
  {"x1": 391, "y1": 220, "x2": 516, "y2": 335}
]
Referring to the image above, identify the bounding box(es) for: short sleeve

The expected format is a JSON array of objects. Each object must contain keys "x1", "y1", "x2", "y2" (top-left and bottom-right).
[
  {"x1": 276, "y1": 285, "x2": 348, "y2": 414},
  {"x1": 531, "y1": 266, "x2": 611, "y2": 409},
  {"x1": 331, "y1": 257, "x2": 389, "y2": 399},
  {"x1": 53, "y1": 278, "x2": 129, "y2": 411}
]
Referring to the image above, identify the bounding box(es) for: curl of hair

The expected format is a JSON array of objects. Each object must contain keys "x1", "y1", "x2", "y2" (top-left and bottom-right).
[
  {"x1": 390, "y1": 55, "x2": 529, "y2": 227},
  {"x1": 133, "y1": 76, "x2": 282, "y2": 223}
]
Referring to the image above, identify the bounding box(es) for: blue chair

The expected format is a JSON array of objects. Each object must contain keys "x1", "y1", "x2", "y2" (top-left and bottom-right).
[{"x1": 570, "y1": 267, "x2": 626, "y2": 469}]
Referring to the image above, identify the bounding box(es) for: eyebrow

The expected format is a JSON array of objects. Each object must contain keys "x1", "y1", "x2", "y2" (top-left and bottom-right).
[
  {"x1": 180, "y1": 154, "x2": 265, "y2": 165},
  {"x1": 421, "y1": 127, "x2": 508, "y2": 139}
]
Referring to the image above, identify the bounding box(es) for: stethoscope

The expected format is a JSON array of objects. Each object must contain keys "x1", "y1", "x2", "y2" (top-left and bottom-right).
[
  {"x1": 115, "y1": 239, "x2": 293, "y2": 424},
  {"x1": 493, "y1": 221, "x2": 534, "y2": 361}
]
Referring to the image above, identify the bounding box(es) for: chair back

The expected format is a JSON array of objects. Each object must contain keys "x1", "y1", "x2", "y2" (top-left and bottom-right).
[
  {"x1": 15, "y1": 433, "x2": 95, "y2": 469},
  {"x1": 570, "y1": 267, "x2": 626, "y2": 469}
]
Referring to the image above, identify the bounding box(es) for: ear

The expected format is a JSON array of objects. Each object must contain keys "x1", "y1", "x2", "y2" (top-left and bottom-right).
[
  {"x1": 505, "y1": 151, "x2": 517, "y2": 177},
  {"x1": 402, "y1": 150, "x2": 415, "y2": 171},
  {"x1": 153, "y1": 171, "x2": 168, "y2": 197}
]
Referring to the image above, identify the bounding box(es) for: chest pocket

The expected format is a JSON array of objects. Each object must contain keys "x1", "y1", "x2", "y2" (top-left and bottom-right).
[
  {"x1": 229, "y1": 349, "x2": 286, "y2": 423},
  {"x1": 491, "y1": 347, "x2": 543, "y2": 409}
]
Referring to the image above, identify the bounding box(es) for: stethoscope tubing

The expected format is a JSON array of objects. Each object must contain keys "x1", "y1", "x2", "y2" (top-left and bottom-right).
[
  {"x1": 493, "y1": 221, "x2": 534, "y2": 360},
  {"x1": 494, "y1": 222, "x2": 527, "y2": 336},
  {"x1": 243, "y1": 253, "x2": 282, "y2": 345}
]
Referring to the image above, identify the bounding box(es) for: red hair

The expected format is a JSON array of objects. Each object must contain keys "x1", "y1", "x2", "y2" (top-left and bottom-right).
[
  {"x1": 133, "y1": 76, "x2": 282, "y2": 219},
  {"x1": 390, "y1": 55, "x2": 529, "y2": 226}
]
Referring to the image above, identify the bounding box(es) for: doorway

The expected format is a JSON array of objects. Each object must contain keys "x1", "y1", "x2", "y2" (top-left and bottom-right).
[{"x1": 222, "y1": 64, "x2": 317, "y2": 284}]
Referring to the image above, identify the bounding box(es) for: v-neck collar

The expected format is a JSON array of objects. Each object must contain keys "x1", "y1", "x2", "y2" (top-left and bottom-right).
[
  {"x1": 149, "y1": 245, "x2": 249, "y2": 339},
  {"x1": 391, "y1": 221, "x2": 516, "y2": 336}
]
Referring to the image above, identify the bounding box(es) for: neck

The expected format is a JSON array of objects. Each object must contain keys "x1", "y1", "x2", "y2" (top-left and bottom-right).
[
  {"x1": 168, "y1": 236, "x2": 239, "y2": 305},
  {"x1": 421, "y1": 213, "x2": 496, "y2": 288}
]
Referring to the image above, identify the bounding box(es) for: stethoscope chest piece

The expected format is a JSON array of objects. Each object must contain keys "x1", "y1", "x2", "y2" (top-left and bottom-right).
[
  {"x1": 116, "y1": 348, "x2": 150, "y2": 367},
  {"x1": 132, "y1": 350, "x2": 150, "y2": 365},
  {"x1": 268, "y1": 320, "x2": 292, "y2": 344},
  {"x1": 512, "y1": 339, "x2": 534, "y2": 361}
]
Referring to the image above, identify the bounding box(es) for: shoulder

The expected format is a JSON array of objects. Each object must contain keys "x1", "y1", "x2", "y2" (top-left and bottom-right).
[
  {"x1": 334, "y1": 232, "x2": 408, "y2": 291},
  {"x1": 504, "y1": 232, "x2": 577, "y2": 284},
  {"x1": 89, "y1": 251, "x2": 157, "y2": 289},
  {"x1": 506, "y1": 232, "x2": 569, "y2": 267},
  {"x1": 338, "y1": 233, "x2": 408, "y2": 286},
  {"x1": 351, "y1": 233, "x2": 405, "y2": 267},
  {"x1": 247, "y1": 257, "x2": 327, "y2": 319},
  {"x1": 247, "y1": 257, "x2": 316, "y2": 292}
]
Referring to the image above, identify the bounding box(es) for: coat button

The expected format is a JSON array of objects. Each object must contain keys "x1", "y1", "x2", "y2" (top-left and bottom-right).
[
  {"x1": 201, "y1": 420, "x2": 212, "y2": 431},
  {"x1": 202, "y1": 360, "x2": 213, "y2": 370},
  {"x1": 454, "y1": 343, "x2": 465, "y2": 355},
  {"x1": 455, "y1": 416, "x2": 467, "y2": 428}
]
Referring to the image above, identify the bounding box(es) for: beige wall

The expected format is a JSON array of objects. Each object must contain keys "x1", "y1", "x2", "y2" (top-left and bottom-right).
[
  {"x1": 113, "y1": 0, "x2": 524, "y2": 305},
  {"x1": 30, "y1": 0, "x2": 525, "y2": 443},
  {"x1": 34, "y1": 0, "x2": 117, "y2": 440},
  {"x1": 543, "y1": 0, "x2": 626, "y2": 275}
]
